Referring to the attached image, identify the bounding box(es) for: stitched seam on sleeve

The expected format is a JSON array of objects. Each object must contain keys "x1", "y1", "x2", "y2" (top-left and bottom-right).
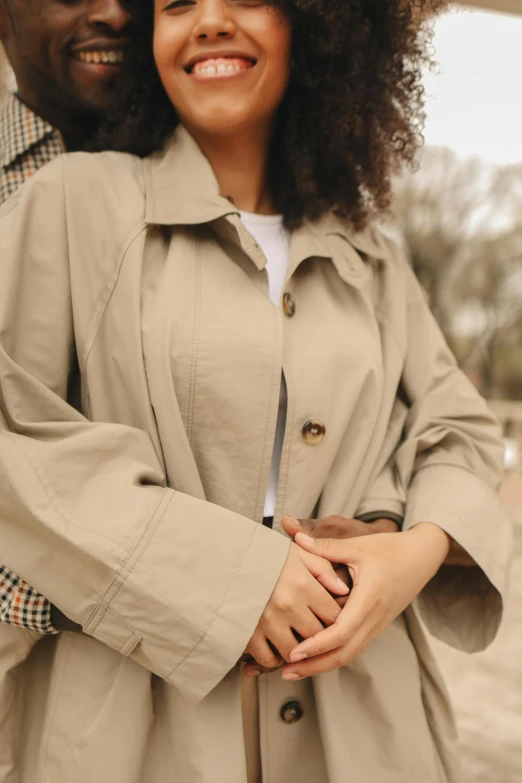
[
  {"x1": 88, "y1": 603, "x2": 143, "y2": 647},
  {"x1": 98, "y1": 488, "x2": 173, "y2": 607}
]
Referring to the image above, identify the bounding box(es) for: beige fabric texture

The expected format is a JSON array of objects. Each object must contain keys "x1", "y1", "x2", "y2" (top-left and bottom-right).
[{"x1": 0, "y1": 127, "x2": 512, "y2": 783}]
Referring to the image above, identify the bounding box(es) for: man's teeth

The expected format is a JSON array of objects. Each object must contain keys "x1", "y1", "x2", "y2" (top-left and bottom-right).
[
  {"x1": 193, "y1": 58, "x2": 251, "y2": 76},
  {"x1": 77, "y1": 50, "x2": 124, "y2": 65}
]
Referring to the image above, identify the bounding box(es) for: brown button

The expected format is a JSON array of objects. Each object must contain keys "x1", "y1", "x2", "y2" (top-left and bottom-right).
[
  {"x1": 302, "y1": 420, "x2": 326, "y2": 445},
  {"x1": 280, "y1": 701, "x2": 304, "y2": 724},
  {"x1": 282, "y1": 292, "x2": 296, "y2": 317}
]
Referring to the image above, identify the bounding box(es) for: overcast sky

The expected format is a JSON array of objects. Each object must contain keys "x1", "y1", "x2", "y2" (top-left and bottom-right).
[{"x1": 423, "y1": 7, "x2": 522, "y2": 164}]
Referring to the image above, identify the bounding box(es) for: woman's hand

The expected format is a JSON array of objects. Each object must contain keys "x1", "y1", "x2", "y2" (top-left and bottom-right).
[
  {"x1": 281, "y1": 513, "x2": 401, "y2": 606},
  {"x1": 243, "y1": 513, "x2": 401, "y2": 676},
  {"x1": 280, "y1": 522, "x2": 451, "y2": 680},
  {"x1": 244, "y1": 542, "x2": 348, "y2": 669}
]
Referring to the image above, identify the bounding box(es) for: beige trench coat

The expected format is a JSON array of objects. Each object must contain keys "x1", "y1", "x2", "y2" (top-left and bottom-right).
[{"x1": 0, "y1": 127, "x2": 512, "y2": 783}]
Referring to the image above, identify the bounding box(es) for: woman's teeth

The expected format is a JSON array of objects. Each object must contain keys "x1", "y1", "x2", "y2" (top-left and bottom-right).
[
  {"x1": 192, "y1": 58, "x2": 253, "y2": 77},
  {"x1": 77, "y1": 50, "x2": 124, "y2": 65}
]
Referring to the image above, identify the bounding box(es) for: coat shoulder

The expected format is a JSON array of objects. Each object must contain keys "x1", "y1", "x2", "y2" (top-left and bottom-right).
[
  {"x1": 324, "y1": 212, "x2": 410, "y2": 275},
  {"x1": 63, "y1": 150, "x2": 146, "y2": 227},
  {"x1": 358, "y1": 223, "x2": 409, "y2": 272}
]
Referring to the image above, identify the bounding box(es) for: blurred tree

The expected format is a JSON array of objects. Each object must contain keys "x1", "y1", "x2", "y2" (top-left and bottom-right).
[{"x1": 393, "y1": 147, "x2": 522, "y2": 399}]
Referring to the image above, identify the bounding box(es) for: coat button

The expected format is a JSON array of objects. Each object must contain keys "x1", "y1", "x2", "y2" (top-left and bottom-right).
[
  {"x1": 282, "y1": 292, "x2": 296, "y2": 317},
  {"x1": 280, "y1": 701, "x2": 304, "y2": 724},
  {"x1": 302, "y1": 420, "x2": 326, "y2": 445}
]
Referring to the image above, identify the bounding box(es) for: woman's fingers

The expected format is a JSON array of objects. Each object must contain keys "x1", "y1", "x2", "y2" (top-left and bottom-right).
[
  {"x1": 295, "y1": 531, "x2": 352, "y2": 564},
  {"x1": 282, "y1": 619, "x2": 383, "y2": 679},
  {"x1": 298, "y1": 548, "x2": 349, "y2": 596},
  {"x1": 293, "y1": 608, "x2": 327, "y2": 641},
  {"x1": 244, "y1": 609, "x2": 327, "y2": 675},
  {"x1": 306, "y1": 579, "x2": 344, "y2": 627},
  {"x1": 245, "y1": 631, "x2": 283, "y2": 670},
  {"x1": 280, "y1": 514, "x2": 307, "y2": 538},
  {"x1": 289, "y1": 587, "x2": 371, "y2": 661},
  {"x1": 243, "y1": 659, "x2": 285, "y2": 677},
  {"x1": 268, "y1": 627, "x2": 306, "y2": 662}
]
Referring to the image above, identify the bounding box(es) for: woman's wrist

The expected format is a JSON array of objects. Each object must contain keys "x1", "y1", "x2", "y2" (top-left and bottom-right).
[
  {"x1": 406, "y1": 522, "x2": 477, "y2": 567},
  {"x1": 405, "y1": 521, "x2": 452, "y2": 572}
]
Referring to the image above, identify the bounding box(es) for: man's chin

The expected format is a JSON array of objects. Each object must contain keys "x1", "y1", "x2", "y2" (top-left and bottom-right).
[
  {"x1": 66, "y1": 84, "x2": 120, "y2": 118},
  {"x1": 67, "y1": 59, "x2": 124, "y2": 114}
]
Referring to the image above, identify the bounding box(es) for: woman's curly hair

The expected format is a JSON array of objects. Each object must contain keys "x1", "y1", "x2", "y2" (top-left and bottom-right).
[{"x1": 92, "y1": 0, "x2": 448, "y2": 229}]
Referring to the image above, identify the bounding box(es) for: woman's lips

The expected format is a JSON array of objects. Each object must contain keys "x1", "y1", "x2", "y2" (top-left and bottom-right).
[{"x1": 188, "y1": 57, "x2": 255, "y2": 79}]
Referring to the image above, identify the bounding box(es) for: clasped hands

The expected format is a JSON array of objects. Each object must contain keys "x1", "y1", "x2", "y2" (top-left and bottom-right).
[{"x1": 243, "y1": 514, "x2": 451, "y2": 680}]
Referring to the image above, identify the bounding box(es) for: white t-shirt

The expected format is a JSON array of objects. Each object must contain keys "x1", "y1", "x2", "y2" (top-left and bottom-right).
[{"x1": 239, "y1": 211, "x2": 290, "y2": 518}]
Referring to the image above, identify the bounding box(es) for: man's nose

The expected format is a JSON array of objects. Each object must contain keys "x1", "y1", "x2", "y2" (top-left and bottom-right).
[
  {"x1": 87, "y1": 0, "x2": 133, "y2": 32},
  {"x1": 192, "y1": 0, "x2": 236, "y2": 42}
]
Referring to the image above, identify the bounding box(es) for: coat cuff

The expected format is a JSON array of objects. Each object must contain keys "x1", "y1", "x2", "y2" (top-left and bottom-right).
[
  {"x1": 403, "y1": 464, "x2": 512, "y2": 652},
  {"x1": 355, "y1": 508, "x2": 404, "y2": 529},
  {"x1": 84, "y1": 490, "x2": 291, "y2": 703}
]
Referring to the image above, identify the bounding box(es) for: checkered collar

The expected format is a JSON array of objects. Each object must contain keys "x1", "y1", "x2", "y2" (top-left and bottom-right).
[{"x1": 0, "y1": 93, "x2": 64, "y2": 168}]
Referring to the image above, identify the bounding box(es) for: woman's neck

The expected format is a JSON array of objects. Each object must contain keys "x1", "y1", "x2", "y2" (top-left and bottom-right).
[{"x1": 187, "y1": 122, "x2": 276, "y2": 215}]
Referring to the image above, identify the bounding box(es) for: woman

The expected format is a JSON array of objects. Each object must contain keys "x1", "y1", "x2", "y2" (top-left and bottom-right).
[{"x1": 0, "y1": 1, "x2": 511, "y2": 781}]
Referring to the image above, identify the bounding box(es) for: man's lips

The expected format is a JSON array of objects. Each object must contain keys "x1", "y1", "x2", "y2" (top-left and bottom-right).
[{"x1": 70, "y1": 42, "x2": 128, "y2": 66}]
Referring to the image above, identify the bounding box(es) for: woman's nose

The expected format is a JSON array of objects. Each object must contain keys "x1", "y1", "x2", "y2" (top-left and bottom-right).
[
  {"x1": 192, "y1": 0, "x2": 236, "y2": 42},
  {"x1": 87, "y1": 0, "x2": 133, "y2": 33}
]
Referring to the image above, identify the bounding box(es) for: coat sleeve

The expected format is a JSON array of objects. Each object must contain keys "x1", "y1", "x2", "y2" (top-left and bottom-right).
[
  {"x1": 353, "y1": 397, "x2": 409, "y2": 527},
  {"x1": 391, "y1": 251, "x2": 512, "y2": 653},
  {"x1": 354, "y1": 463, "x2": 405, "y2": 527},
  {"x1": 0, "y1": 160, "x2": 290, "y2": 704}
]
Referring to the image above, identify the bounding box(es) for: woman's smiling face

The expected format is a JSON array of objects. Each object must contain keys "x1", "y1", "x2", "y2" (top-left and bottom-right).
[{"x1": 153, "y1": 0, "x2": 292, "y2": 138}]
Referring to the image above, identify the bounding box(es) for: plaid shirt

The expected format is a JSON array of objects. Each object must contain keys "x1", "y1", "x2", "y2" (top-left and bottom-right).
[
  {"x1": 0, "y1": 92, "x2": 64, "y2": 206},
  {"x1": 0, "y1": 93, "x2": 63, "y2": 633}
]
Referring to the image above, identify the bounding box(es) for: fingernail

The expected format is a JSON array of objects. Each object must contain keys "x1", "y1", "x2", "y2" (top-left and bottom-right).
[
  {"x1": 284, "y1": 514, "x2": 300, "y2": 525},
  {"x1": 282, "y1": 672, "x2": 302, "y2": 680},
  {"x1": 290, "y1": 652, "x2": 308, "y2": 663},
  {"x1": 298, "y1": 533, "x2": 315, "y2": 544},
  {"x1": 245, "y1": 669, "x2": 261, "y2": 677},
  {"x1": 337, "y1": 577, "x2": 349, "y2": 591}
]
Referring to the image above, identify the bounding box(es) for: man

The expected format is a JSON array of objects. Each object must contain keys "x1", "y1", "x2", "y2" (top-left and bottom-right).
[
  {"x1": 0, "y1": 0, "x2": 134, "y2": 204},
  {"x1": 0, "y1": 0, "x2": 137, "y2": 632}
]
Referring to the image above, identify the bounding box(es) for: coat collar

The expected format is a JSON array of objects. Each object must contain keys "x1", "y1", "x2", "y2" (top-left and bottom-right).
[
  {"x1": 143, "y1": 126, "x2": 236, "y2": 227},
  {"x1": 142, "y1": 125, "x2": 390, "y2": 288}
]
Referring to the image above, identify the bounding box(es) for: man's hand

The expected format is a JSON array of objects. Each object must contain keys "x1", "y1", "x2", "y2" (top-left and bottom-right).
[
  {"x1": 280, "y1": 523, "x2": 451, "y2": 680},
  {"x1": 281, "y1": 514, "x2": 400, "y2": 540}
]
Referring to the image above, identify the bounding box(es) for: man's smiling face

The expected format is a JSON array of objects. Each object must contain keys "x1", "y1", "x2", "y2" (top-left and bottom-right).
[{"x1": 0, "y1": 0, "x2": 137, "y2": 117}]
